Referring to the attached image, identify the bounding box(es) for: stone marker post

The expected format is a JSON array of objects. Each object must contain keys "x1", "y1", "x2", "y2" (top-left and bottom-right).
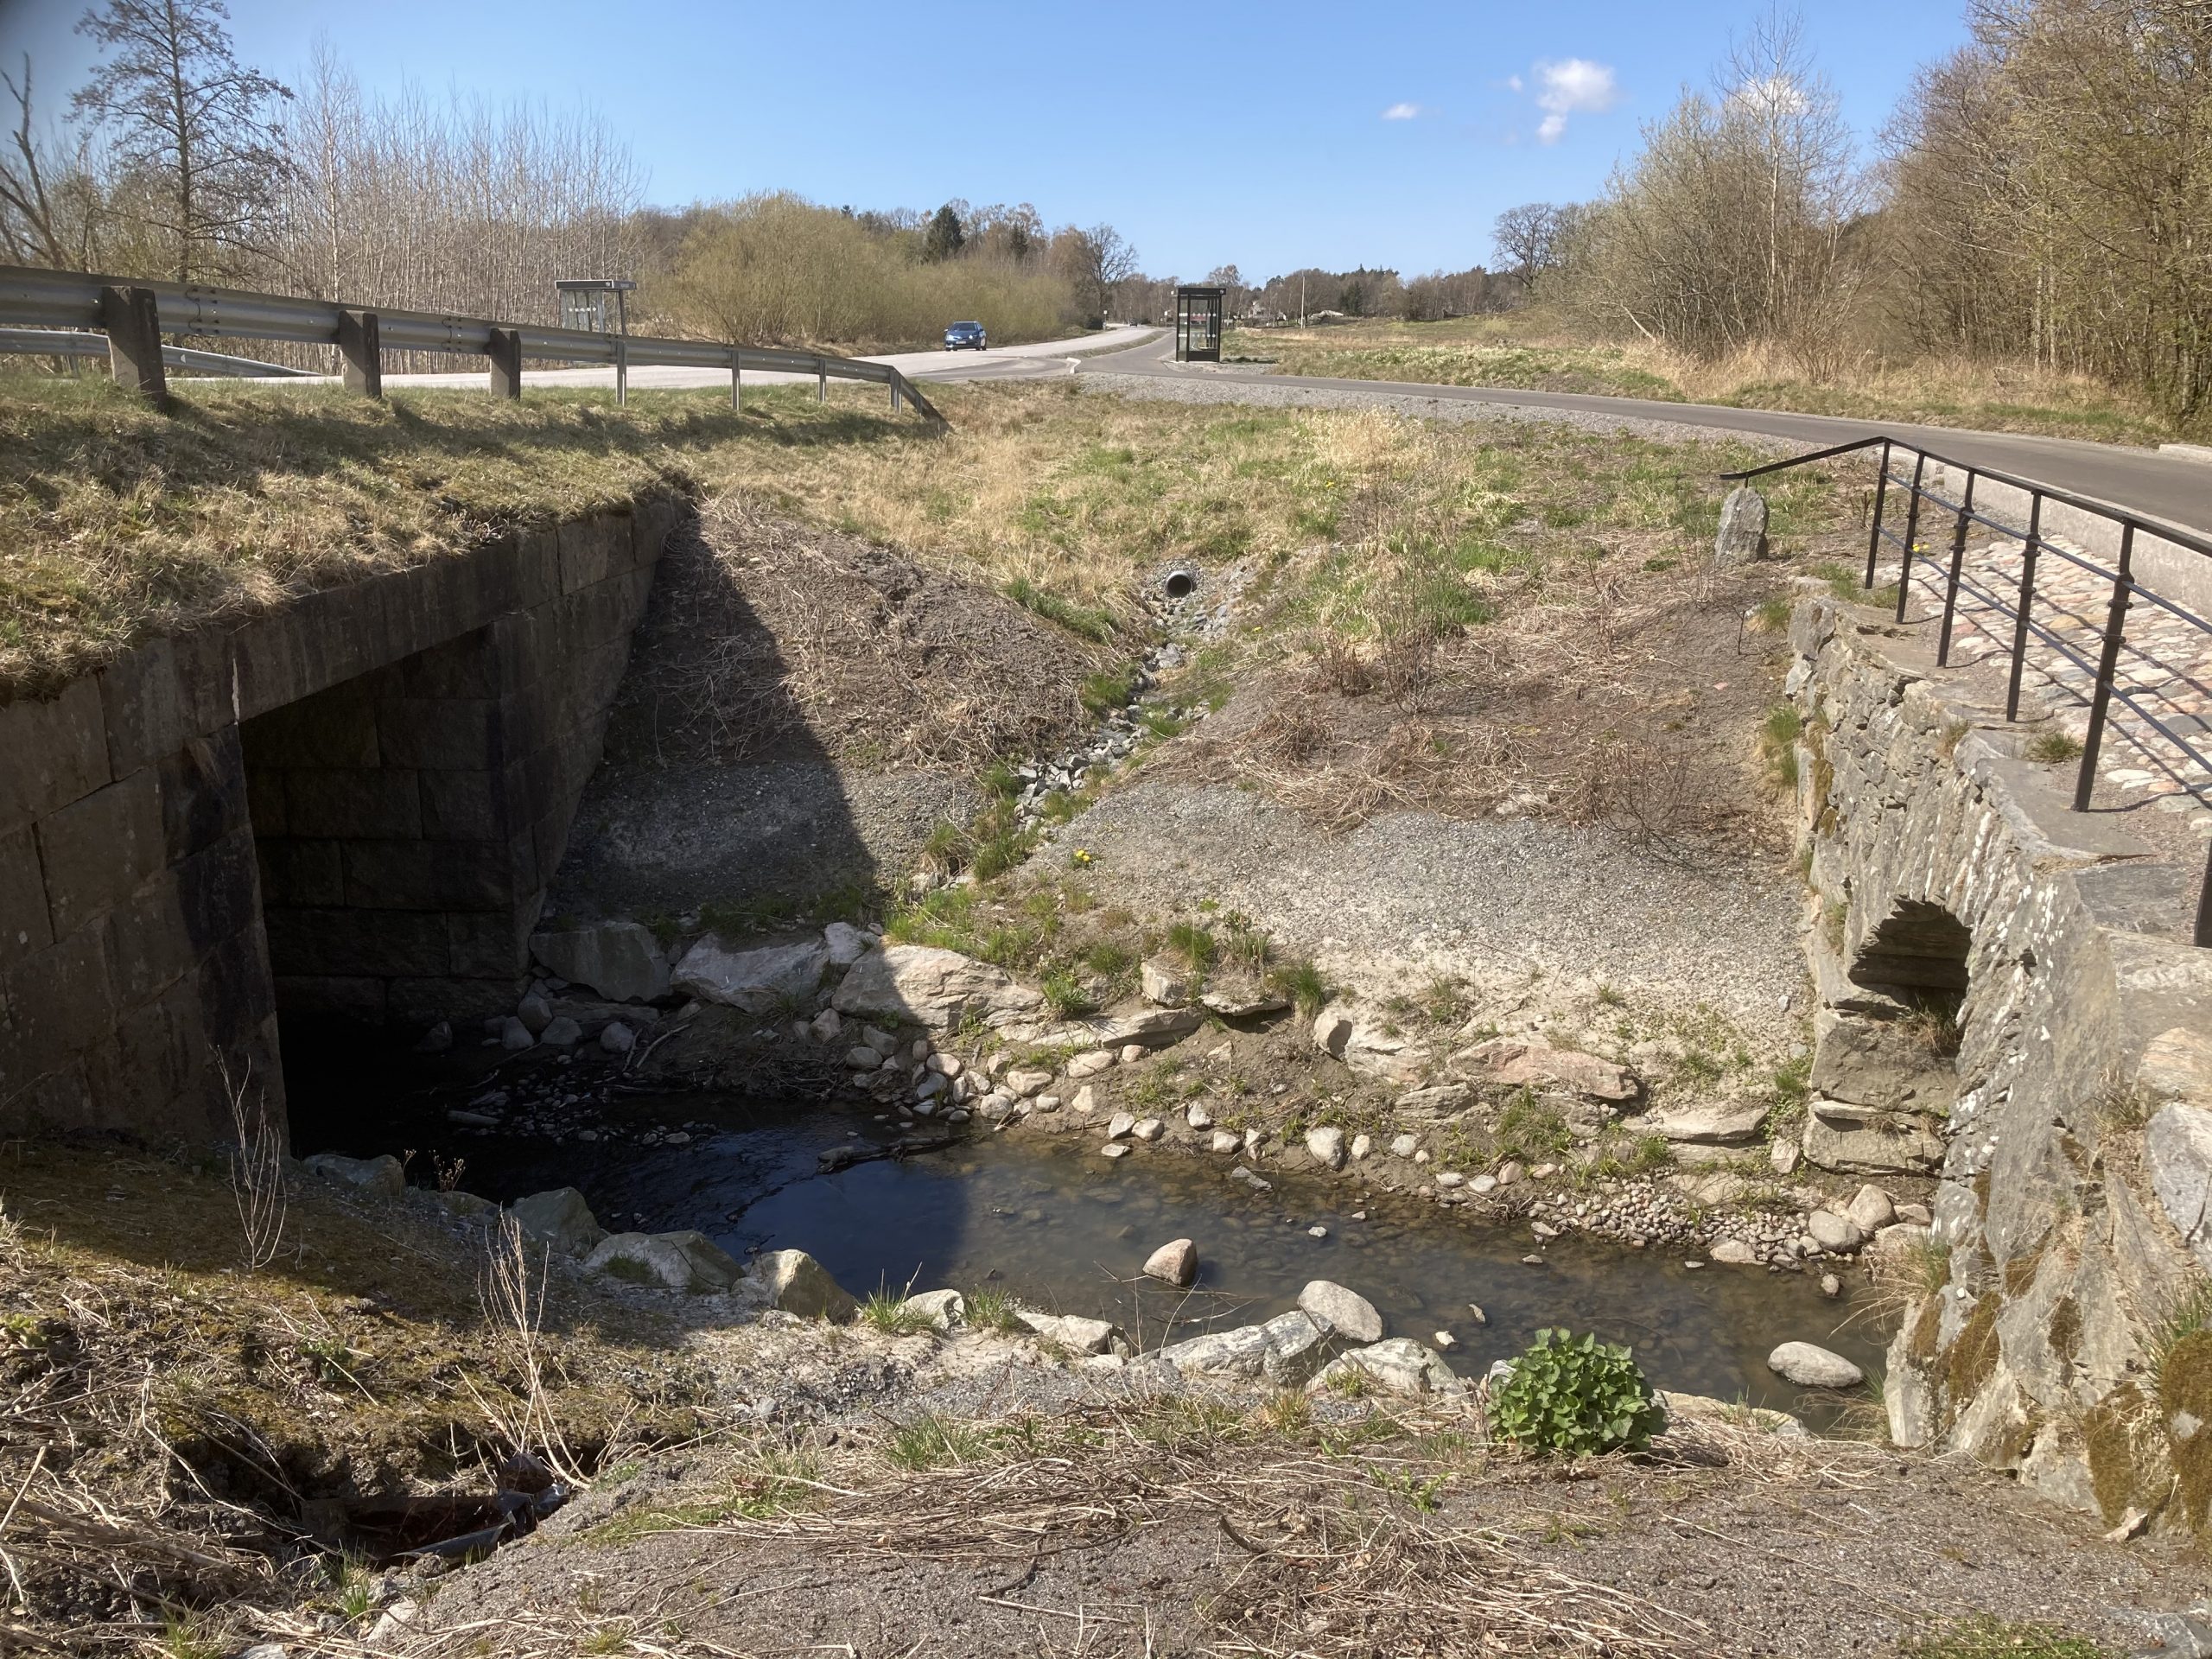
[{"x1": 1713, "y1": 486, "x2": 1770, "y2": 564}]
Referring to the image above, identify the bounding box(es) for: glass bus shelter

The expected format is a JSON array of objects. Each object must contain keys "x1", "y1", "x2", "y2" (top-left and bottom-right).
[{"x1": 1174, "y1": 285, "x2": 1224, "y2": 362}]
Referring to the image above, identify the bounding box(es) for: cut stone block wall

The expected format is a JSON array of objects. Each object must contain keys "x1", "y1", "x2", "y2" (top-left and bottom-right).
[
  {"x1": 1788, "y1": 597, "x2": 2212, "y2": 1529},
  {"x1": 0, "y1": 498, "x2": 681, "y2": 1145}
]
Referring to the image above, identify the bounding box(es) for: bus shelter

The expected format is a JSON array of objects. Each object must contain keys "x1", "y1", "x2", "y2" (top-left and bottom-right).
[{"x1": 1173, "y1": 285, "x2": 1224, "y2": 362}]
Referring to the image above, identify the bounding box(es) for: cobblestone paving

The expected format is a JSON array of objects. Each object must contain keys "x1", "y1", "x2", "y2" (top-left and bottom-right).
[{"x1": 1882, "y1": 528, "x2": 2212, "y2": 844}]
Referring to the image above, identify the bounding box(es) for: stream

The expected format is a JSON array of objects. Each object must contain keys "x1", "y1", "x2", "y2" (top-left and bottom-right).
[{"x1": 289, "y1": 1029, "x2": 1890, "y2": 1430}]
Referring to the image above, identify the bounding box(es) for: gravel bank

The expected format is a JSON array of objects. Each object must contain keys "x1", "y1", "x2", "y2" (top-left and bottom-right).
[
  {"x1": 1081, "y1": 368, "x2": 1802, "y2": 450},
  {"x1": 1058, "y1": 779, "x2": 1809, "y2": 1052}
]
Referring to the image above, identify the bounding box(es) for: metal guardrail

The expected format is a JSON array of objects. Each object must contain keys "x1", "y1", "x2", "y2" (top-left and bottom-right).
[
  {"x1": 0, "y1": 264, "x2": 945, "y2": 423},
  {"x1": 1725, "y1": 435, "x2": 2212, "y2": 948},
  {"x1": 0, "y1": 325, "x2": 315, "y2": 377}
]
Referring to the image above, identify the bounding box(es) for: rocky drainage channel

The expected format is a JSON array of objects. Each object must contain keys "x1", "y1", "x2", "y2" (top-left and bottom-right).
[
  {"x1": 295, "y1": 1144, "x2": 1864, "y2": 1410},
  {"x1": 351, "y1": 903, "x2": 1935, "y2": 1344}
]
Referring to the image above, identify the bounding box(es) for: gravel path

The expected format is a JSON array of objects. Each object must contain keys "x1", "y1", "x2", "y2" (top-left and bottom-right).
[
  {"x1": 1060, "y1": 779, "x2": 1809, "y2": 1052},
  {"x1": 1080, "y1": 369, "x2": 1802, "y2": 451}
]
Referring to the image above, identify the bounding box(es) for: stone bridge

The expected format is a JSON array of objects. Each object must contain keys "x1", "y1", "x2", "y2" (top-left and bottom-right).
[
  {"x1": 1788, "y1": 597, "x2": 2212, "y2": 1532},
  {"x1": 0, "y1": 497, "x2": 681, "y2": 1141}
]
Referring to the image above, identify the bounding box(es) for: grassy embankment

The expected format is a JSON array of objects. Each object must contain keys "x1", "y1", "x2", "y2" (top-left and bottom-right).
[{"x1": 1231, "y1": 311, "x2": 2175, "y2": 447}]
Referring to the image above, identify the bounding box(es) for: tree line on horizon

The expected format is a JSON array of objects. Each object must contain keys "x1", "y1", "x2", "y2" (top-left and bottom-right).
[{"x1": 1486, "y1": 1, "x2": 2211, "y2": 426}]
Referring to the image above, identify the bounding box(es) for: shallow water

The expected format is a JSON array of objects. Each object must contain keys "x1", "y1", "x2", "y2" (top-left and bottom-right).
[{"x1": 293, "y1": 1046, "x2": 1888, "y2": 1427}]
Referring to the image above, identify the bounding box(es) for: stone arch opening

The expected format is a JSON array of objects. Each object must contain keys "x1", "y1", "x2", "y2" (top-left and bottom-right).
[{"x1": 1802, "y1": 898, "x2": 1972, "y2": 1176}]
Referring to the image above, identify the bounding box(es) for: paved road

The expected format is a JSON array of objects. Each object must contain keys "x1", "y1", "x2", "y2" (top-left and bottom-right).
[{"x1": 1071, "y1": 332, "x2": 2212, "y2": 537}]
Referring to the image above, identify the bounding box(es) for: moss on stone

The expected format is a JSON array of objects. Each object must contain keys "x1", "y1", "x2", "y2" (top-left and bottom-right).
[
  {"x1": 2049, "y1": 1296, "x2": 2082, "y2": 1367},
  {"x1": 2003, "y1": 1236, "x2": 2050, "y2": 1298},
  {"x1": 1910, "y1": 1291, "x2": 1947, "y2": 1365},
  {"x1": 2158, "y1": 1329, "x2": 2212, "y2": 1529},
  {"x1": 1947, "y1": 1292, "x2": 2004, "y2": 1407},
  {"x1": 2083, "y1": 1385, "x2": 2147, "y2": 1527}
]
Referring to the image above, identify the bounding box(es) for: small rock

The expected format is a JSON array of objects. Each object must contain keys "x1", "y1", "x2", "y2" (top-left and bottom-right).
[
  {"x1": 863, "y1": 1025, "x2": 900, "y2": 1056},
  {"x1": 1350, "y1": 1133, "x2": 1372, "y2": 1160},
  {"x1": 1141, "y1": 957, "x2": 1193, "y2": 1007},
  {"x1": 540, "y1": 1016, "x2": 582, "y2": 1048},
  {"x1": 1071, "y1": 1085, "x2": 1096, "y2": 1115},
  {"x1": 1530, "y1": 1220, "x2": 1559, "y2": 1241},
  {"x1": 1016, "y1": 1310, "x2": 1121, "y2": 1355},
  {"x1": 1066, "y1": 1050, "x2": 1116, "y2": 1078},
  {"x1": 1433, "y1": 1329, "x2": 1459, "y2": 1350},
  {"x1": 510, "y1": 1187, "x2": 607, "y2": 1257},
  {"x1": 1770, "y1": 1139, "x2": 1802, "y2": 1175},
  {"x1": 810, "y1": 1008, "x2": 843, "y2": 1043},
  {"x1": 1820, "y1": 1273, "x2": 1842, "y2": 1300},
  {"x1": 1497, "y1": 1160, "x2": 1524, "y2": 1185},
  {"x1": 1808, "y1": 1210, "x2": 1866, "y2": 1253},
  {"x1": 1469, "y1": 1173, "x2": 1498, "y2": 1194},
  {"x1": 1101, "y1": 1143, "x2": 1131, "y2": 1160},
  {"x1": 414, "y1": 1021, "x2": 453, "y2": 1053},
  {"x1": 822, "y1": 921, "x2": 870, "y2": 967},
  {"x1": 600, "y1": 1021, "x2": 637, "y2": 1054},
  {"x1": 1185, "y1": 1103, "x2": 1214, "y2": 1130},
  {"x1": 747, "y1": 1249, "x2": 859, "y2": 1319},
  {"x1": 1033, "y1": 1094, "x2": 1061, "y2": 1113},
  {"x1": 1434, "y1": 1170, "x2": 1465, "y2": 1189},
  {"x1": 516, "y1": 992, "x2": 553, "y2": 1033},
  {"x1": 1230, "y1": 1165, "x2": 1272, "y2": 1191},
  {"x1": 303, "y1": 1153, "x2": 405, "y2": 1199},
  {"x1": 1120, "y1": 1044, "x2": 1149, "y2": 1065},
  {"x1": 1845, "y1": 1184, "x2": 1897, "y2": 1233},
  {"x1": 1133, "y1": 1117, "x2": 1165, "y2": 1141},
  {"x1": 900, "y1": 1288, "x2": 966, "y2": 1329},
  {"x1": 500, "y1": 1016, "x2": 535, "y2": 1051},
  {"x1": 1390, "y1": 1134, "x2": 1420, "y2": 1159},
  {"x1": 1144, "y1": 1238, "x2": 1198, "y2": 1286},
  {"x1": 1308, "y1": 1225, "x2": 1328, "y2": 1239},
  {"x1": 1306, "y1": 1126, "x2": 1347, "y2": 1170},
  {"x1": 1767, "y1": 1342, "x2": 1864, "y2": 1389},
  {"x1": 1709, "y1": 1238, "x2": 1758, "y2": 1266},
  {"x1": 1467, "y1": 1303, "x2": 1487, "y2": 1324},
  {"x1": 1106, "y1": 1113, "x2": 1137, "y2": 1140},
  {"x1": 1210, "y1": 1131, "x2": 1241, "y2": 1154},
  {"x1": 845, "y1": 1045, "x2": 882, "y2": 1071}
]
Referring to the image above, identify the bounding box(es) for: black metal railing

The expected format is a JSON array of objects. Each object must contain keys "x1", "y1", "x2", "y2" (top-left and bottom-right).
[{"x1": 1724, "y1": 435, "x2": 2212, "y2": 948}]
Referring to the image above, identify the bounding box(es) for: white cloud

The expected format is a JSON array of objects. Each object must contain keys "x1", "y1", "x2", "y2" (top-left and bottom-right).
[
  {"x1": 1727, "y1": 74, "x2": 1808, "y2": 117},
  {"x1": 1382, "y1": 101, "x2": 1422, "y2": 120},
  {"x1": 1531, "y1": 57, "x2": 1621, "y2": 143},
  {"x1": 1505, "y1": 73, "x2": 1523, "y2": 92}
]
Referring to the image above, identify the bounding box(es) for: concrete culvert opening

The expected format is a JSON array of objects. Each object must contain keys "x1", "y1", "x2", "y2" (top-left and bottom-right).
[{"x1": 1163, "y1": 569, "x2": 1198, "y2": 601}]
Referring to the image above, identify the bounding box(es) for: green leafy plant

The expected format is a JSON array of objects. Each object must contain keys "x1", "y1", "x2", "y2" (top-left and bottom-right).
[{"x1": 1489, "y1": 1328, "x2": 1667, "y2": 1457}]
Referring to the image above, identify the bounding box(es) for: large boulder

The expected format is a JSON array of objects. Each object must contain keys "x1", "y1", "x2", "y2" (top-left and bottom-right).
[
  {"x1": 1450, "y1": 1037, "x2": 1638, "y2": 1104},
  {"x1": 1712, "y1": 485, "x2": 1769, "y2": 564},
  {"x1": 1015, "y1": 1310, "x2": 1121, "y2": 1355},
  {"x1": 1160, "y1": 1311, "x2": 1337, "y2": 1386},
  {"x1": 1299, "y1": 1280, "x2": 1382, "y2": 1343},
  {"x1": 831, "y1": 944, "x2": 1042, "y2": 1030},
  {"x1": 586, "y1": 1230, "x2": 742, "y2": 1293},
  {"x1": 1312, "y1": 1005, "x2": 1430, "y2": 1084},
  {"x1": 1767, "y1": 1342, "x2": 1865, "y2": 1389},
  {"x1": 899, "y1": 1288, "x2": 967, "y2": 1330},
  {"x1": 1802, "y1": 1098, "x2": 1945, "y2": 1175},
  {"x1": 302, "y1": 1153, "x2": 404, "y2": 1199},
  {"x1": 1313, "y1": 1338, "x2": 1465, "y2": 1396},
  {"x1": 510, "y1": 1187, "x2": 606, "y2": 1257},
  {"x1": 745, "y1": 1249, "x2": 858, "y2": 1320},
  {"x1": 674, "y1": 936, "x2": 829, "y2": 1013},
  {"x1": 529, "y1": 920, "x2": 671, "y2": 1004},
  {"x1": 2148, "y1": 1103, "x2": 2212, "y2": 1267},
  {"x1": 1640, "y1": 1100, "x2": 1768, "y2": 1145}
]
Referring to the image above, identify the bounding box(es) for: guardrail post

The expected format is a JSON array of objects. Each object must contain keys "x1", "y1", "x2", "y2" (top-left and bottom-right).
[
  {"x1": 98, "y1": 284, "x2": 167, "y2": 410},
  {"x1": 1894, "y1": 451, "x2": 1928, "y2": 620},
  {"x1": 730, "y1": 350, "x2": 741, "y2": 412},
  {"x1": 2072, "y1": 522, "x2": 2134, "y2": 812},
  {"x1": 2005, "y1": 493, "x2": 2044, "y2": 721},
  {"x1": 337, "y1": 308, "x2": 382, "y2": 398},
  {"x1": 890, "y1": 376, "x2": 901, "y2": 414},
  {"x1": 1936, "y1": 471, "x2": 1975, "y2": 666},
  {"x1": 486, "y1": 327, "x2": 523, "y2": 399},
  {"x1": 1863, "y1": 439, "x2": 1892, "y2": 588},
  {"x1": 816, "y1": 357, "x2": 827, "y2": 403},
  {"x1": 615, "y1": 334, "x2": 628, "y2": 407}
]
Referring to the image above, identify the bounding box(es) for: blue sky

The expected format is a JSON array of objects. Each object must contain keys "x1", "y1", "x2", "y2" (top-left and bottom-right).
[{"x1": 0, "y1": 0, "x2": 1968, "y2": 279}]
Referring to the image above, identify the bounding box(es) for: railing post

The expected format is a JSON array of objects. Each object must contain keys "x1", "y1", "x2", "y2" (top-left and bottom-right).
[
  {"x1": 1936, "y1": 471, "x2": 1975, "y2": 666},
  {"x1": 2005, "y1": 493, "x2": 2044, "y2": 721},
  {"x1": 730, "y1": 349, "x2": 741, "y2": 412},
  {"x1": 2197, "y1": 844, "x2": 2212, "y2": 950},
  {"x1": 337, "y1": 308, "x2": 382, "y2": 398},
  {"x1": 486, "y1": 327, "x2": 523, "y2": 400},
  {"x1": 615, "y1": 334, "x2": 628, "y2": 407},
  {"x1": 816, "y1": 357, "x2": 827, "y2": 403},
  {"x1": 1863, "y1": 439, "x2": 1892, "y2": 589},
  {"x1": 98, "y1": 284, "x2": 167, "y2": 410},
  {"x1": 890, "y1": 376, "x2": 901, "y2": 414},
  {"x1": 2072, "y1": 522, "x2": 2134, "y2": 811},
  {"x1": 1894, "y1": 451, "x2": 1928, "y2": 621}
]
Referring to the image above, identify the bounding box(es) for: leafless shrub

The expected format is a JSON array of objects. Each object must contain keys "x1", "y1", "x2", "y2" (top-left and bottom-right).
[
  {"x1": 220, "y1": 1056, "x2": 286, "y2": 1274},
  {"x1": 470, "y1": 1213, "x2": 588, "y2": 1487}
]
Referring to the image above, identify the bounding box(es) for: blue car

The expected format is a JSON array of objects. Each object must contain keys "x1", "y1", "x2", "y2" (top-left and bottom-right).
[{"x1": 943, "y1": 320, "x2": 988, "y2": 351}]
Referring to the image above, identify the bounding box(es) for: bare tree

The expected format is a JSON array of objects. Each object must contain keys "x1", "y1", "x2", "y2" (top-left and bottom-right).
[
  {"x1": 72, "y1": 0, "x2": 292, "y2": 283},
  {"x1": 0, "y1": 57, "x2": 105, "y2": 267},
  {"x1": 1491, "y1": 202, "x2": 1566, "y2": 287},
  {"x1": 1055, "y1": 222, "x2": 1137, "y2": 323}
]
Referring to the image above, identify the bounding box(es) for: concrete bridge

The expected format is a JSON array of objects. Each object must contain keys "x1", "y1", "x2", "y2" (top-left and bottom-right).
[{"x1": 0, "y1": 499, "x2": 679, "y2": 1139}]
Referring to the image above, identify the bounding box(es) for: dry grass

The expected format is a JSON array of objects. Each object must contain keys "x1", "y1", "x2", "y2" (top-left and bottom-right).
[
  {"x1": 1236, "y1": 312, "x2": 2171, "y2": 446},
  {"x1": 405, "y1": 1392, "x2": 1914, "y2": 1659}
]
